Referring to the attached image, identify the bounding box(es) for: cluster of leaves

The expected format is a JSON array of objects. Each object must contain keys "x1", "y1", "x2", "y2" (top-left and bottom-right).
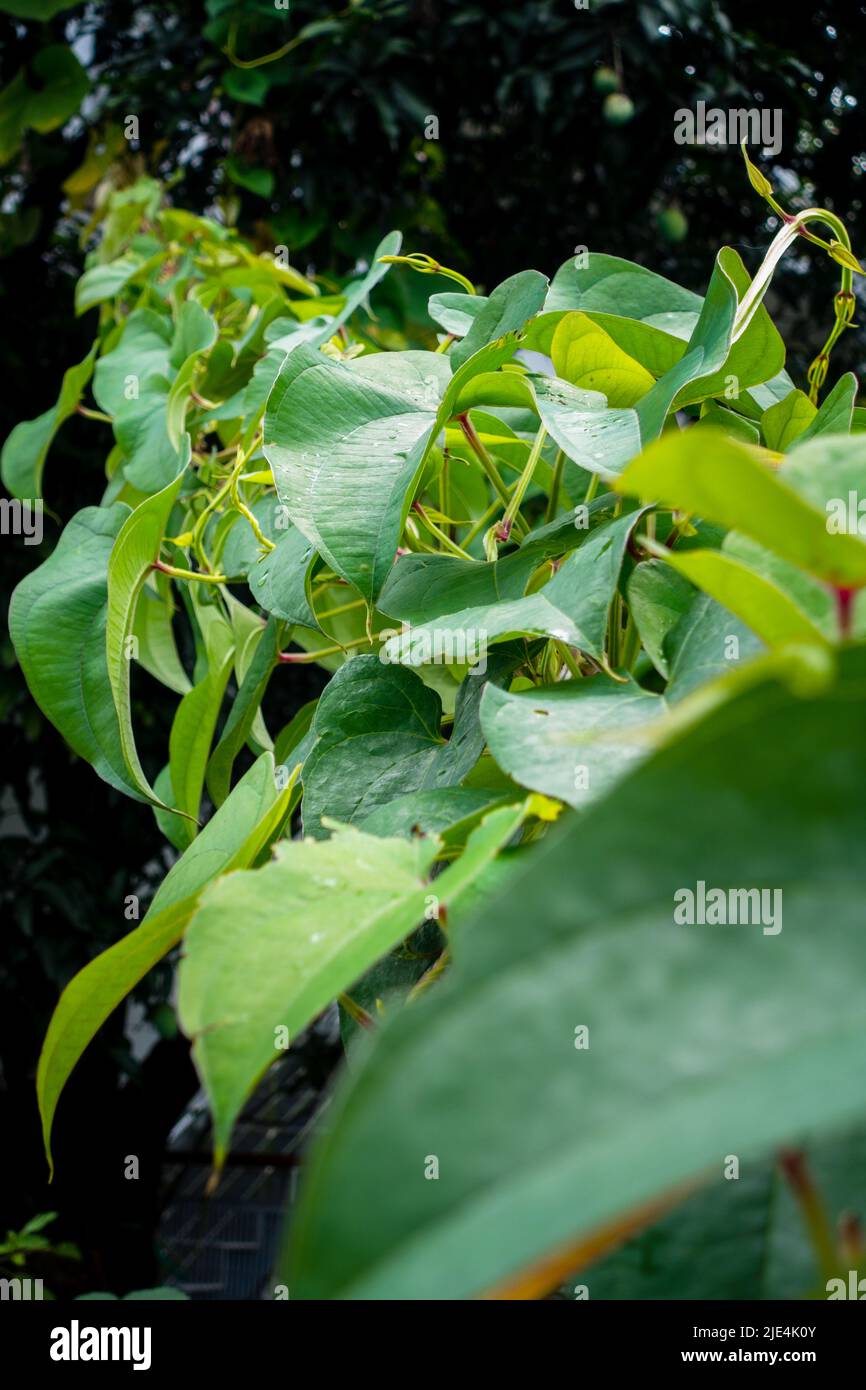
[{"x1": 8, "y1": 159, "x2": 866, "y2": 1299}]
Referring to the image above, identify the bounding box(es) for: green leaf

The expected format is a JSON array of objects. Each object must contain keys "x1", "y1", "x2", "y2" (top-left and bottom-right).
[
  {"x1": 170, "y1": 300, "x2": 217, "y2": 370},
  {"x1": 721, "y1": 531, "x2": 866, "y2": 643},
  {"x1": 644, "y1": 541, "x2": 826, "y2": 646},
  {"x1": 359, "y1": 787, "x2": 507, "y2": 841},
  {"x1": 225, "y1": 156, "x2": 274, "y2": 199},
  {"x1": 1, "y1": 345, "x2": 96, "y2": 498},
  {"x1": 162, "y1": 598, "x2": 235, "y2": 848},
  {"x1": 92, "y1": 308, "x2": 172, "y2": 415},
  {"x1": 761, "y1": 389, "x2": 817, "y2": 453},
  {"x1": 24, "y1": 45, "x2": 88, "y2": 132},
  {"x1": 37, "y1": 753, "x2": 290, "y2": 1175},
  {"x1": 0, "y1": 2, "x2": 81, "y2": 17},
  {"x1": 247, "y1": 526, "x2": 319, "y2": 627},
  {"x1": 75, "y1": 252, "x2": 150, "y2": 315},
  {"x1": 670, "y1": 247, "x2": 785, "y2": 410},
  {"x1": 428, "y1": 291, "x2": 487, "y2": 338},
  {"x1": 449, "y1": 270, "x2": 548, "y2": 370},
  {"x1": 551, "y1": 312, "x2": 654, "y2": 407},
  {"x1": 531, "y1": 373, "x2": 642, "y2": 478},
  {"x1": 222, "y1": 65, "x2": 270, "y2": 106},
  {"x1": 205, "y1": 616, "x2": 282, "y2": 806},
  {"x1": 626, "y1": 559, "x2": 694, "y2": 678},
  {"x1": 581, "y1": 1121, "x2": 866, "y2": 1298},
  {"x1": 790, "y1": 372, "x2": 858, "y2": 445},
  {"x1": 105, "y1": 466, "x2": 188, "y2": 807},
  {"x1": 482, "y1": 676, "x2": 665, "y2": 808},
  {"x1": 617, "y1": 427, "x2": 866, "y2": 588},
  {"x1": 378, "y1": 498, "x2": 617, "y2": 625},
  {"x1": 382, "y1": 510, "x2": 645, "y2": 667},
  {"x1": 114, "y1": 379, "x2": 192, "y2": 494},
  {"x1": 0, "y1": 69, "x2": 28, "y2": 164},
  {"x1": 697, "y1": 399, "x2": 760, "y2": 445},
  {"x1": 284, "y1": 644, "x2": 866, "y2": 1299},
  {"x1": 310, "y1": 229, "x2": 403, "y2": 348},
  {"x1": 760, "y1": 389, "x2": 816, "y2": 451},
  {"x1": 264, "y1": 347, "x2": 451, "y2": 604},
  {"x1": 9, "y1": 504, "x2": 142, "y2": 799},
  {"x1": 781, "y1": 431, "x2": 866, "y2": 522},
  {"x1": 665, "y1": 592, "x2": 763, "y2": 702},
  {"x1": 528, "y1": 250, "x2": 781, "y2": 480},
  {"x1": 131, "y1": 574, "x2": 191, "y2": 695},
  {"x1": 301, "y1": 652, "x2": 515, "y2": 835},
  {"x1": 178, "y1": 801, "x2": 529, "y2": 1165},
  {"x1": 545, "y1": 254, "x2": 700, "y2": 340}
]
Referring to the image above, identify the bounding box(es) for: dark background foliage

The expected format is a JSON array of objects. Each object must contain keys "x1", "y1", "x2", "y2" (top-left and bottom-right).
[{"x1": 1, "y1": 0, "x2": 864, "y2": 1294}]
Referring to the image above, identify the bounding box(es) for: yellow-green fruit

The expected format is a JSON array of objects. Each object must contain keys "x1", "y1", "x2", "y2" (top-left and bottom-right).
[
  {"x1": 592, "y1": 66, "x2": 619, "y2": 95},
  {"x1": 603, "y1": 92, "x2": 634, "y2": 125},
  {"x1": 657, "y1": 207, "x2": 689, "y2": 243}
]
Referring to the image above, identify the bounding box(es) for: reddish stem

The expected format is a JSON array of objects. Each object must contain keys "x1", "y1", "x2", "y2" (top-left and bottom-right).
[{"x1": 834, "y1": 585, "x2": 855, "y2": 639}]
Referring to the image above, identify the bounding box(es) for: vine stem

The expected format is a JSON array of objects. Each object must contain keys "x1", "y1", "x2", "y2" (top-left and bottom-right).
[
  {"x1": 553, "y1": 640, "x2": 582, "y2": 679},
  {"x1": 461, "y1": 482, "x2": 520, "y2": 549},
  {"x1": 546, "y1": 448, "x2": 566, "y2": 523},
  {"x1": 314, "y1": 596, "x2": 366, "y2": 622},
  {"x1": 152, "y1": 559, "x2": 227, "y2": 584},
  {"x1": 495, "y1": 425, "x2": 547, "y2": 542},
  {"x1": 337, "y1": 994, "x2": 375, "y2": 1029},
  {"x1": 407, "y1": 949, "x2": 451, "y2": 1002},
  {"x1": 278, "y1": 631, "x2": 391, "y2": 663},
  {"x1": 457, "y1": 412, "x2": 527, "y2": 538},
  {"x1": 779, "y1": 1148, "x2": 841, "y2": 1284},
  {"x1": 412, "y1": 502, "x2": 473, "y2": 559},
  {"x1": 379, "y1": 253, "x2": 476, "y2": 295}
]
